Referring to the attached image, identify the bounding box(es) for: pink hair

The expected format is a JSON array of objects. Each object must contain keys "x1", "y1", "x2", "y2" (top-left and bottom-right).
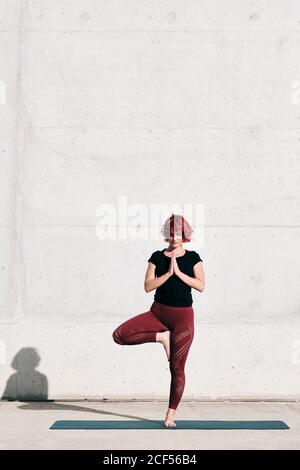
[{"x1": 161, "y1": 213, "x2": 193, "y2": 242}]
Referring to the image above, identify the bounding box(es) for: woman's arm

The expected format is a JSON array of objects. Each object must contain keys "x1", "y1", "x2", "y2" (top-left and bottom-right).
[
  {"x1": 173, "y1": 255, "x2": 205, "y2": 292},
  {"x1": 144, "y1": 258, "x2": 173, "y2": 293}
]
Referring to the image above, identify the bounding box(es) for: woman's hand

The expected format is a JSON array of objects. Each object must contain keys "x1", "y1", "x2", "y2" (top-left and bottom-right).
[
  {"x1": 168, "y1": 255, "x2": 174, "y2": 276},
  {"x1": 172, "y1": 252, "x2": 181, "y2": 276}
]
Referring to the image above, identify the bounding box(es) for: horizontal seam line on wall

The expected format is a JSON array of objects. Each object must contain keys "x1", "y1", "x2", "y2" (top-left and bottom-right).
[
  {"x1": 3, "y1": 30, "x2": 300, "y2": 33},
  {"x1": 1, "y1": 225, "x2": 300, "y2": 228},
  {"x1": 5, "y1": 127, "x2": 300, "y2": 130}
]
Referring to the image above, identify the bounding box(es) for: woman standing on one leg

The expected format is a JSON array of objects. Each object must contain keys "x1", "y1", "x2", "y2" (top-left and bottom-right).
[{"x1": 112, "y1": 214, "x2": 205, "y2": 427}]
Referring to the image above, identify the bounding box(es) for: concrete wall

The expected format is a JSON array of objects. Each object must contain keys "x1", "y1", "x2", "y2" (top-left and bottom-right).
[{"x1": 1, "y1": 0, "x2": 300, "y2": 400}]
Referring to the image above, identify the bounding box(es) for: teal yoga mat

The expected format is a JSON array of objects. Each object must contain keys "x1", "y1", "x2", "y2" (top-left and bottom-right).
[{"x1": 50, "y1": 420, "x2": 289, "y2": 430}]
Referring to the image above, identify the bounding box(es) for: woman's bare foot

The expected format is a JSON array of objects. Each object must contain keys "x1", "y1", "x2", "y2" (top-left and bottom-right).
[
  {"x1": 164, "y1": 408, "x2": 176, "y2": 427},
  {"x1": 156, "y1": 330, "x2": 170, "y2": 361}
]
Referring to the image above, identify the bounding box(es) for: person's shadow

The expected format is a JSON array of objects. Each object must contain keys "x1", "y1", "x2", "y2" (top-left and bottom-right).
[
  {"x1": 1, "y1": 347, "x2": 48, "y2": 400},
  {"x1": 1, "y1": 347, "x2": 155, "y2": 422}
]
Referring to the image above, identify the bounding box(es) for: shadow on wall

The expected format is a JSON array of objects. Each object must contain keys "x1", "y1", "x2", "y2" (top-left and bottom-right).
[{"x1": 1, "y1": 347, "x2": 48, "y2": 400}]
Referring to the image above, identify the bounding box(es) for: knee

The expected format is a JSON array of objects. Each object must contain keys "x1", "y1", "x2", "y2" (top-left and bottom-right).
[
  {"x1": 112, "y1": 328, "x2": 124, "y2": 345},
  {"x1": 169, "y1": 363, "x2": 183, "y2": 375}
]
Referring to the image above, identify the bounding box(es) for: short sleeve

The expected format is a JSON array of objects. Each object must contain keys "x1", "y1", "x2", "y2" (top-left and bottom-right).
[
  {"x1": 192, "y1": 251, "x2": 203, "y2": 266},
  {"x1": 148, "y1": 250, "x2": 159, "y2": 266}
]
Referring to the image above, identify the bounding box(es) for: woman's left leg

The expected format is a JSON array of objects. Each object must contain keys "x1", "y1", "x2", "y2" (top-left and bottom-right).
[{"x1": 112, "y1": 309, "x2": 169, "y2": 345}]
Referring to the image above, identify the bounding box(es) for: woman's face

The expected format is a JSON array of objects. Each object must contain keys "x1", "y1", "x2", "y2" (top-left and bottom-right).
[{"x1": 168, "y1": 232, "x2": 183, "y2": 246}]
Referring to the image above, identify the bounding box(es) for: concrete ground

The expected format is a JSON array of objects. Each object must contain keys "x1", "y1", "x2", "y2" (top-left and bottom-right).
[{"x1": 0, "y1": 400, "x2": 299, "y2": 450}]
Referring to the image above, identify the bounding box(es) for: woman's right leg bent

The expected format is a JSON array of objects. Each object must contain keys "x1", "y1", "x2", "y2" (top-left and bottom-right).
[{"x1": 112, "y1": 310, "x2": 169, "y2": 345}]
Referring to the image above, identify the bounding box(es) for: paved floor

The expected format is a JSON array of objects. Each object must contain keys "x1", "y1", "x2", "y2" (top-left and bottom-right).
[{"x1": 0, "y1": 400, "x2": 299, "y2": 450}]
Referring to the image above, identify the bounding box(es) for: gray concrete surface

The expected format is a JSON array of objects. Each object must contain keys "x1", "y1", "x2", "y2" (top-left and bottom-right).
[
  {"x1": 0, "y1": 400, "x2": 299, "y2": 450},
  {"x1": 1, "y1": 0, "x2": 300, "y2": 400}
]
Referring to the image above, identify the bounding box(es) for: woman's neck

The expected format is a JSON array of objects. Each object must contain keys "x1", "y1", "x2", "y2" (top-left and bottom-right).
[{"x1": 165, "y1": 244, "x2": 184, "y2": 254}]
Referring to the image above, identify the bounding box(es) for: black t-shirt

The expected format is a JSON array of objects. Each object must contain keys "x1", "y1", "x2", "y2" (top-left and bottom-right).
[{"x1": 147, "y1": 249, "x2": 203, "y2": 307}]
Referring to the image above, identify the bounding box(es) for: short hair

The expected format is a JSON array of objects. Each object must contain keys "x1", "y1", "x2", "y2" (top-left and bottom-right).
[{"x1": 161, "y1": 213, "x2": 193, "y2": 242}]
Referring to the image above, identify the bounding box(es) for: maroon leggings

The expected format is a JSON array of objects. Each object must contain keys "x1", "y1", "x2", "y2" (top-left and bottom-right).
[{"x1": 112, "y1": 300, "x2": 194, "y2": 410}]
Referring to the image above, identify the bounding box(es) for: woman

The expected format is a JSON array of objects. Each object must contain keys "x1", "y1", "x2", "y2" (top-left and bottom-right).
[{"x1": 112, "y1": 214, "x2": 205, "y2": 427}]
